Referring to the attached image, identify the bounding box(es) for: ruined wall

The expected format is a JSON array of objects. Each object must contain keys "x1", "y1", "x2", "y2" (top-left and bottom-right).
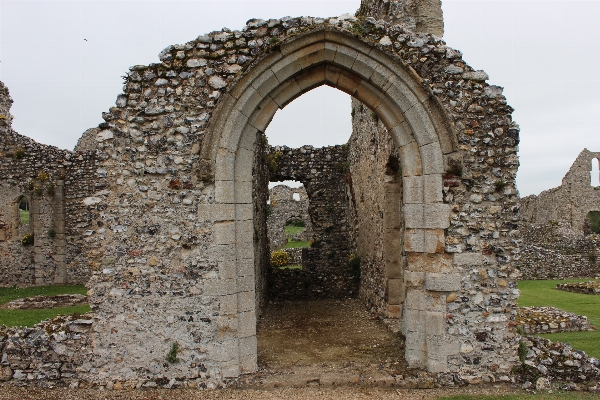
[
  {"x1": 520, "y1": 149, "x2": 600, "y2": 234},
  {"x1": 518, "y1": 150, "x2": 600, "y2": 279},
  {"x1": 0, "y1": 0, "x2": 524, "y2": 384},
  {"x1": 347, "y1": 100, "x2": 404, "y2": 320},
  {"x1": 0, "y1": 315, "x2": 94, "y2": 387},
  {"x1": 515, "y1": 222, "x2": 600, "y2": 280},
  {"x1": 356, "y1": 0, "x2": 444, "y2": 37},
  {"x1": 0, "y1": 82, "x2": 100, "y2": 286},
  {"x1": 269, "y1": 145, "x2": 357, "y2": 299},
  {"x1": 267, "y1": 184, "x2": 312, "y2": 251}
]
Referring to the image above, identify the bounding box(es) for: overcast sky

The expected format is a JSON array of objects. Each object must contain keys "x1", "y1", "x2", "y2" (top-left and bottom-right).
[{"x1": 1, "y1": 0, "x2": 599, "y2": 196}]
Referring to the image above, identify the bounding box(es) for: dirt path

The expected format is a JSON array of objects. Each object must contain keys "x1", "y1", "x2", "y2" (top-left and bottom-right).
[{"x1": 0, "y1": 385, "x2": 522, "y2": 400}]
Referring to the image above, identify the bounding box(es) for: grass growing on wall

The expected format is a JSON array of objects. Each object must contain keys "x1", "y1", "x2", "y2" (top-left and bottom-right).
[
  {"x1": 0, "y1": 285, "x2": 90, "y2": 327},
  {"x1": 518, "y1": 279, "x2": 600, "y2": 358}
]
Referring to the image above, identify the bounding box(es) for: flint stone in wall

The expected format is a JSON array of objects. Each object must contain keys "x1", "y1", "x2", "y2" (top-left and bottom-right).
[{"x1": 95, "y1": 129, "x2": 113, "y2": 142}]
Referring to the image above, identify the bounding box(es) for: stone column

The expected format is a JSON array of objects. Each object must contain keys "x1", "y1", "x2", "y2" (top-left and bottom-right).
[
  {"x1": 357, "y1": 0, "x2": 444, "y2": 37},
  {"x1": 31, "y1": 194, "x2": 45, "y2": 285},
  {"x1": 53, "y1": 180, "x2": 67, "y2": 284}
]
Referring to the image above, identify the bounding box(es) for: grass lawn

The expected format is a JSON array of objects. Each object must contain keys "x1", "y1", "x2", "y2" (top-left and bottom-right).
[
  {"x1": 0, "y1": 285, "x2": 90, "y2": 327},
  {"x1": 284, "y1": 225, "x2": 305, "y2": 236},
  {"x1": 282, "y1": 240, "x2": 310, "y2": 249},
  {"x1": 438, "y1": 393, "x2": 598, "y2": 400},
  {"x1": 279, "y1": 265, "x2": 302, "y2": 270},
  {"x1": 518, "y1": 279, "x2": 600, "y2": 358},
  {"x1": 19, "y1": 209, "x2": 29, "y2": 224}
]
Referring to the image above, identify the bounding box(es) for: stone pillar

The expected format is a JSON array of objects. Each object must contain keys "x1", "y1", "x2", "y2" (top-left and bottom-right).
[
  {"x1": 384, "y1": 178, "x2": 404, "y2": 319},
  {"x1": 53, "y1": 180, "x2": 67, "y2": 284},
  {"x1": 357, "y1": 0, "x2": 444, "y2": 37},
  {"x1": 31, "y1": 195, "x2": 45, "y2": 285}
]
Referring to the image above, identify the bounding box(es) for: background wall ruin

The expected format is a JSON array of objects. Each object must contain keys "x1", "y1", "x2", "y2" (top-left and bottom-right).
[
  {"x1": 517, "y1": 149, "x2": 600, "y2": 279},
  {"x1": 268, "y1": 145, "x2": 356, "y2": 299},
  {"x1": 0, "y1": 82, "x2": 99, "y2": 286},
  {"x1": 266, "y1": 184, "x2": 312, "y2": 251}
]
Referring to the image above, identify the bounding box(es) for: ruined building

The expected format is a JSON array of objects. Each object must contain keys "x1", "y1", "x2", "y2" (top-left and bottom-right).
[
  {"x1": 517, "y1": 150, "x2": 600, "y2": 279},
  {"x1": 0, "y1": 0, "x2": 522, "y2": 386}
]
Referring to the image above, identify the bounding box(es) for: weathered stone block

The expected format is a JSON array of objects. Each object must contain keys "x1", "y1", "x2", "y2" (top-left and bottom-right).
[
  {"x1": 213, "y1": 221, "x2": 235, "y2": 245},
  {"x1": 234, "y1": 148, "x2": 254, "y2": 181},
  {"x1": 424, "y1": 174, "x2": 443, "y2": 203},
  {"x1": 248, "y1": 97, "x2": 278, "y2": 132},
  {"x1": 220, "y1": 294, "x2": 237, "y2": 315},
  {"x1": 420, "y1": 142, "x2": 444, "y2": 174},
  {"x1": 424, "y1": 203, "x2": 450, "y2": 229},
  {"x1": 399, "y1": 141, "x2": 423, "y2": 177},
  {"x1": 238, "y1": 310, "x2": 257, "y2": 338},
  {"x1": 403, "y1": 176, "x2": 424, "y2": 204},
  {"x1": 423, "y1": 229, "x2": 446, "y2": 253},
  {"x1": 386, "y1": 304, "x2": 402, "y2": 319},
  {"x1": 425, "y1": 272, "x2": 461, "y2": 292},
  {"x1": 215, "y1": 180, "x2": 235, "y2": 204},
  {"x1": 453, "y1": 252, "x2": 483, "y2": 266},
  {"x1": 238, "y1": 291, "x2": 255, "y2": 313},
  {"x1": 404, "y1": 204, "x2": 424, "y2": 228},
  {"x1": 406, "y1": 252, "x2": 453, "y2": 273},
  {"x1": 425, "y1": 311, "x2": 445, "y2": 336}
]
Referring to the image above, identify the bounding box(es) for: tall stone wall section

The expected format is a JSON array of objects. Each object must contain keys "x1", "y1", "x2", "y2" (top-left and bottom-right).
[
  {"x1": 518, "y1": 150, "x2": 600, "y2": 279},
  {"x1": 347, "y1": 100, "x2": 405, "y2": 320},
  {"x1": 267, "y1": 184, "x2": 312, "y2": 251},
  {"x1": 0, "y1": 0, "x2": 523, "y2": 385},
  {"x1": 0, "y1": 82, "x2": 99, "y2": 286},
  {"x1": 269, "y1": 145, "x2": 357, "y2": 299},
  {"x1": 520, "y1": 149, "x2": 600, "y2": 234}
]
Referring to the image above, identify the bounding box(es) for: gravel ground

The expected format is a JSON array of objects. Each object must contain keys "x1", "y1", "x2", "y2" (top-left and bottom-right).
[{"x1": 0, "y1": 384, "x2": 521, "y2": 400}]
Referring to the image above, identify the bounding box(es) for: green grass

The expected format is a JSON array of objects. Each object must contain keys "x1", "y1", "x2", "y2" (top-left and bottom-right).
[
  {"x1": 282, "y1": 240, "x2": 310, "y2": 249},
  {"x1": 518, "y1": 279, "x2": 600, "y2": 358},
  {"x1": 284, "y1": 225, "x2": 305, "y2": 236},
  {"x1": 279, "y1": 265, "x2": 302, "y2": 270},
  {"x1": 19, "y1": 209, "x2": 29, "y2": 224},
  {"x1": 0, "y1": 285, "x2": 90, "y2": 327},
  {"x1": 437, "y1": 393, "x2": 598, "y2": 400}
]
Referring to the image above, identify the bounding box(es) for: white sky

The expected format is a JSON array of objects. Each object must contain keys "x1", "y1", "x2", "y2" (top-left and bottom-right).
[{"x1": 1, "y1": 0, "x2": 599, "y2": 196}]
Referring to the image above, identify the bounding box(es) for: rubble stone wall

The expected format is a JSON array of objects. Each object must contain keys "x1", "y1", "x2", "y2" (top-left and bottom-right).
[
  {"x1": 0, "y1": 0, "x2": 523, "y2": 386},
  {"x1": 268, "y1": 145, "x2": 357, "y2": 299},
  {"x1": 515, "y1": 222, "x2": 600, "y2": 279},
  {"x1": 0, "y1": 82, "x2": 98, "y2": 286},
  {"x1": 520, "y1": 149, "x2": 600, "y2": 234},
  {"x1": 267, "y1": 184, "x2": 312, "y2": 251},
  {"x1": 0, "y1": 315, "x2": 94, "y2": 386},
  {"x1": 347, "y1": 99, "x2": 404, "y2": 321}
]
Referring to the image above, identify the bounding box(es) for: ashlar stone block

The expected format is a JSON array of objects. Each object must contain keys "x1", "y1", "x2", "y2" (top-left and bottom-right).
[{"x1": 425, "y1": 272, "x2": 461, "y2": 292}]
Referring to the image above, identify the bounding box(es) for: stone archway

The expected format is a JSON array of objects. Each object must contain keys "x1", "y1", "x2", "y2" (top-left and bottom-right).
[{"x1": 202, "y1": 28, "x2": 460, "y2": 373}]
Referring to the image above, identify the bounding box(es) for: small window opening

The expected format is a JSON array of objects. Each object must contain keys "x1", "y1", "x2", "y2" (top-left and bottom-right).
[
  {"x1": 18, "y1": 197, "x2": 30, "y2": 225},
  {"x1": 586, "y1": 211, "x2": 600, "y2": 235},
  {"x1": 293, "y1": 193, "x2": 300, "y2": 201},
  {"x1": 591, "y1": 158, "x2": 599, "y2": 187}
]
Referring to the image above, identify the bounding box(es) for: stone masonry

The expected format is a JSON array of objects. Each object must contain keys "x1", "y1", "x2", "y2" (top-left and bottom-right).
[
  {"x1": 0, "y1": 0, "x2": 523, "y2": 387},
  {"x1": 518, "y1": 150, "x2": 600, "y2": 279},
  {"x1": 268, "y1": 145, "x2": 356, "y2": 299},
  {"x1": 266, "y1": 184, "x2": 312, "y2": 251}
]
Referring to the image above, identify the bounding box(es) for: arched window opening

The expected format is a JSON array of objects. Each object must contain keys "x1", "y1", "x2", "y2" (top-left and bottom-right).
[
  {"x1": 18, "y1": 197, "x2": 30, "y2": 225},
  {"x1": 591, "y1": 158, "x2": 599, "y2": 187},
  {"x1": 585, "y1": 211, "x2": 600, "y2": 235}
]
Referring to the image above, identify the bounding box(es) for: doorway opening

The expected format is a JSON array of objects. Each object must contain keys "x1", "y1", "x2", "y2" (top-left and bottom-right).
[{"x1": 255, "y1": 85, "x2": 407, "y2": 376}]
